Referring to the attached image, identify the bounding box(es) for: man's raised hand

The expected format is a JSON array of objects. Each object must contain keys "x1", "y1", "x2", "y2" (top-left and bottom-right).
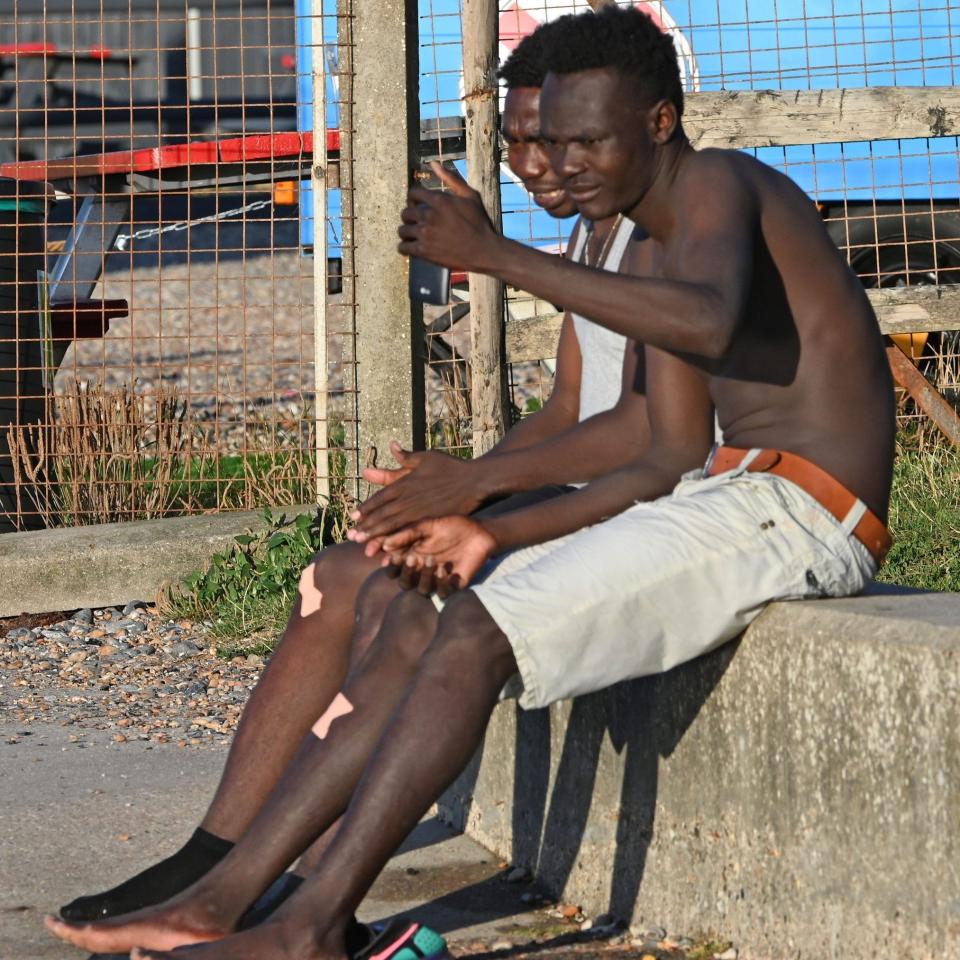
[
  {"x1": 398, "y1": 161, "x2": 499, "y2": 273},
  {"x1": 380, "y1": 516, "x2": 497, "y2": 599},
  {"x1": 348, "y1": 441, "x2": 487, "y2": 549}
]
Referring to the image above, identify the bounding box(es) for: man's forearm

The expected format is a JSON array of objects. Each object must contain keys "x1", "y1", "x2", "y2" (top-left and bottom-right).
[
  {"x1": 473, "y1": 407, "x2": 649, "y2": 499},
  {"x1": 478, "y1": 237, "x2": 731, "y2": 359},
  {"x1": 485, "y1": 399, "x2": 574, "y2": 457},
  {"x1": 480, "y1": 451, "x2": 692, "y2": 554}
]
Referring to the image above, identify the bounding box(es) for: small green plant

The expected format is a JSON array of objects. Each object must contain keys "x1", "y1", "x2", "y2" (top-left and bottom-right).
[
  {"x1": 163, "y1": 501, "x2": 350, "y2": 654},
  {"x1": 685, "y1": 938, "x2": 735, "y2": 960}
]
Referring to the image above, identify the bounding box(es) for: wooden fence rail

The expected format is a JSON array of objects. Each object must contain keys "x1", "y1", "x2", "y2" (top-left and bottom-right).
[{"x1": 505, "y1": 285, "x2": 960, "y2": 364}]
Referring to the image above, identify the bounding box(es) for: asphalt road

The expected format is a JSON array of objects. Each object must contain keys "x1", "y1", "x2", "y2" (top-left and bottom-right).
[{"x1": 0, "y1": 721, "x2": 541, "y2": 960}]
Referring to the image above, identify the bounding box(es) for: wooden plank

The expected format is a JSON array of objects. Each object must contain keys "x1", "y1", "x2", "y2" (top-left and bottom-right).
[
  {"x1": 506, "y1": 311, "x2": 563, "y2": 363},
  {"x1": 463, "y1": 0, "x2": 508, "y2": 455},
  {"x1": 870, "y1": 284, "x2": 960, "y2": 334},
  {"x1": 887, "y1": 342, "x2": 960, "y2": 446},
  {"x1": 504, "y1": 285, "x2": 960, "y2": 362},
  {"x1": 685, "y1": 86, "x2": 960, "y2": 149}
]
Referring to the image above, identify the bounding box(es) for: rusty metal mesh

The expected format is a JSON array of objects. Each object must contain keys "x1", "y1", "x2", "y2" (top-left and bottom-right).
[
  {"x1": 416, "y1": 0, "x2": 960, "y2": 446},
  {"x1": 0, "y1": 0, "x2": 352, "y2": 531}
]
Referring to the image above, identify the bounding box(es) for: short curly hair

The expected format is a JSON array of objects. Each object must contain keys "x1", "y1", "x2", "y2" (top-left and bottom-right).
[
  {"x1": 497, "y1": 26, "x2": 550, "y2": 90},
  {"x1": 542, "y1": 5, "x2": 683, "y2": 117}
]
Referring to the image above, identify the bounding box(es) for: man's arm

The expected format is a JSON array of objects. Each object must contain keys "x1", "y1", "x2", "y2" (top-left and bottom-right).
[
  {"x1": 380, "y1": 344, "x2": 713, "y2": 590},
  {"x1": 351, "y1": 338, "x2": 648, "y2": 541},
  {"x1": 353, "y1": 309, "x2": 582, "y2": 529},
  {"x1": 400, "y1": 158, "x2": 755, "y2": 360}
]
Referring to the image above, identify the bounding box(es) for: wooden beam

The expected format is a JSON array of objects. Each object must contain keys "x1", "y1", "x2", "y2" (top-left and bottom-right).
[
  {"x1": 505, "y1": 285, "x2": 960, "y2": 362},
  {"x1": 462, "y1": 0, "x2": 508, "y2": 455},
  {"x1": 887, "y1": 342, "x2": 960, "y2": 446},
  {"x1": 870, "y1": 284, "x2": 960, "y2": 335},
  {"x1": 685, "y1": 86, "x2": 960, "y2": 149}
]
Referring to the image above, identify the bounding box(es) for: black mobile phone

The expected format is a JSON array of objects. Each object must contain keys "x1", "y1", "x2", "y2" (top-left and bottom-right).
[
  {"x1": 408, "y1": 162, "x2": 451, "y2": 305},
  {"x1": 409, "y1": 256, "x2": 450, "y2": 305}
]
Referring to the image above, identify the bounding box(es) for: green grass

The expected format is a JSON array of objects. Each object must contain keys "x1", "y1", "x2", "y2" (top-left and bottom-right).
[
  {"x1": 877, "y1": 431, "x2": 960, "y2": 592},
  {"x1": 162, "y1": 501, "x2": 350, "y2": 656},
  {"x1": 167, "y1": 428, "x2": 960, "y2": 653}
]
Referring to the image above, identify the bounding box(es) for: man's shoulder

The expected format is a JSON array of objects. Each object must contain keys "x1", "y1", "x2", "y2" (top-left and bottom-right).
[
  {"x1": 672, "y1": 149, "x2": 759, "y2": 218},
  {"x1": 682, "y1": 147, "x2": 759, "y2": 185}
]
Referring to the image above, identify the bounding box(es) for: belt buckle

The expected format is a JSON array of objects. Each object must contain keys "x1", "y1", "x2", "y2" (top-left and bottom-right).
[{"x1": 703, "y1": 442, "x2": 720, "y2": 477}]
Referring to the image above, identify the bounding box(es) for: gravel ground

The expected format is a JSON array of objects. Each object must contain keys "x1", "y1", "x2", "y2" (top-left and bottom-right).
[
  {"x1": 50, "y1": 251, "x2": 550, "y2": 455},
  {"x1": 0, "y1": 603, "x2": 258, "y2": 747}
]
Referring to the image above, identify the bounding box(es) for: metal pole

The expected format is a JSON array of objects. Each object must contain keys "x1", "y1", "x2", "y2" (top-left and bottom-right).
[
  {"x1": 336, "y1": 0, "x2": 358, "y2": 496},
  {"x1": 462, "y1": 0, "x2": 508, "y2": 456},
  {"x1": 311, "y1": 0, "x2": 330, "y2": 501}
]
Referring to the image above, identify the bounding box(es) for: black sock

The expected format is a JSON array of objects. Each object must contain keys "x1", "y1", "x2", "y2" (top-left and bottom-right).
[{"x1": 58, "y1": 827, "x2": 235, "y2": 921}]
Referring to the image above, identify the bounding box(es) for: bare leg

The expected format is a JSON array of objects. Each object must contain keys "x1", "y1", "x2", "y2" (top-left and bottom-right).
[
  {"x1": 129, "y1": 592, "x2": 516, "y2": 960},
  {"x1": 45, "y1": 588, "x2": 442, "y2": 955},
  {"x1": 55, "y1": 545, "x2": 398, "y2": 924},
  {"x1": 202, "y1": 543, "x2": 391, "y2": 839}
]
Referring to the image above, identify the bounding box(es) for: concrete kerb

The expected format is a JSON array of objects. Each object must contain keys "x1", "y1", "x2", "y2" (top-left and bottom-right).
[
  {"x1": 438, "y1": 589, "x2": 960, "y2": 960},
  {"x1": 0, "y1": 506, "x2": 317, "y2": 617}
]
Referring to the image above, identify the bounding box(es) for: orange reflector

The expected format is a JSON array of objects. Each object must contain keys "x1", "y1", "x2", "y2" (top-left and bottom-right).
[
  {"x1": 274, "y1": 180, "x2": 297, "y2": 205},
  {"x1": 890, "y1": 331, "x2": 929, "y2": 362}
]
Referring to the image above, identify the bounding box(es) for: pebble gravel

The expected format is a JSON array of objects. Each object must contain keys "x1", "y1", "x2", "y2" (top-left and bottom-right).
[{"x1": 0, "y1": 602, "x2": 263, "y2": 748}]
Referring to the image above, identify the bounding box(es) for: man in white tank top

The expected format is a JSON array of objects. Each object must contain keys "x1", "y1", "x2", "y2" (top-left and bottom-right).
[{"x1": 356, "y1": 33, "x2": 649, "y2": 527}]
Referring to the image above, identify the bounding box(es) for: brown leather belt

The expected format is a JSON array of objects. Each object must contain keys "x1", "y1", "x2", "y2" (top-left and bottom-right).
[{"x1": 705, "y1": 446, "x2": 892, "y2": 567}]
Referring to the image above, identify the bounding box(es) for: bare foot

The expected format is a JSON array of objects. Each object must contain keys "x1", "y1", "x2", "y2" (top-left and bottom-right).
[
  {"x1": 130, "y1": 918, "x2": 341, "y2": 960},
  {"x1": 43, "y1": 898, "x2": 229, "y2": 954}
]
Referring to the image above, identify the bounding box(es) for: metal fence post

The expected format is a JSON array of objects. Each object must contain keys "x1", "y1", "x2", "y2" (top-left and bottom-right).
[
  {"x1": 311, "y1": 0, "x2": 330, "y2": 502},
  {"x1": 352, "y1": 0, "x2": 425, "y2": 474},
  {"x1": 463, "y1": 0, "x2": 508, "y2": 456}
]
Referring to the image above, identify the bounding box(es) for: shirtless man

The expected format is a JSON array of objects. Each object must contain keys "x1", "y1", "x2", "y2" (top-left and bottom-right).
[
  {"x1": 47, "y1": 8, "x2": 893, "y2": 960},
  {"x1": 51, "y1": 28, "x2": 647, "y2": 928}
]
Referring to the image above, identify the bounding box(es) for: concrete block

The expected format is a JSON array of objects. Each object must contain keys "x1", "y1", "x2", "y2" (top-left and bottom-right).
[
  {"x1": 439, "y1": 592, "x2": 960, "y2": 960},
  {"x1": 0, "y1": 507, "x2": 315, "y2": 616}
]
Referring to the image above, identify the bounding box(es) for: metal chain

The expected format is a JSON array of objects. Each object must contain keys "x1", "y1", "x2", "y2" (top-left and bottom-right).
[{"x1": 114, "y1": 197, "x2": 275, "y2": 250}]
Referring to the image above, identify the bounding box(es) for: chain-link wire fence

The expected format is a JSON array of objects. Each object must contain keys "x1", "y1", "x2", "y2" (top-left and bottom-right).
[
  {"x1": 0, "y1": 0, "x2": 352, "y2": 531},
  {"x1": 2, "y1": 1, "x2": 959, "y2": 533},
  {"x1": 416, "y1": 0, "x2": 960, "y2": 445}
]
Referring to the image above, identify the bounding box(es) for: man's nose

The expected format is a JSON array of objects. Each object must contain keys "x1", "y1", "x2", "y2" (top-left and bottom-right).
[
  {"x1": 523, "y1": 143, "x2": 552, "y2": 180},
  {"x1": 549, "y1": 143, "x2": 583, "y2": 179}
]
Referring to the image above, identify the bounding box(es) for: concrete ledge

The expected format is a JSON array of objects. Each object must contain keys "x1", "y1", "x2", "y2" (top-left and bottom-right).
[
  {"x1": 439, "y1": 591, "x2": 960, "y2": 960},
  {"x1": 0, "y1": 508, "x2": 314, "y2": 617}
]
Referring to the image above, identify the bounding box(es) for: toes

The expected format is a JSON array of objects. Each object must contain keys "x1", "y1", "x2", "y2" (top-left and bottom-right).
[{"x1": 43, "y1": 915, "x2": 82, "y2": 944}]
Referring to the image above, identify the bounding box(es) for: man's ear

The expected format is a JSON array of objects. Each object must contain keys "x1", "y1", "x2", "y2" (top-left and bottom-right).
[{"x1": 647, "y1": 99, "x2": 679, "y2": 144}]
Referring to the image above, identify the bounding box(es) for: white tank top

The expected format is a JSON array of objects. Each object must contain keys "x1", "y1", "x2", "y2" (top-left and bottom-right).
[{"x1": 569, "y1": 216, "x2": 634, "y2": 422}]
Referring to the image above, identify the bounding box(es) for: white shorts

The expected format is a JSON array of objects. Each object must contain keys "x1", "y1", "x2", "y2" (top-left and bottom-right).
[{"x1": 453, "y1": 464, "x2": 877, "y2": 710}]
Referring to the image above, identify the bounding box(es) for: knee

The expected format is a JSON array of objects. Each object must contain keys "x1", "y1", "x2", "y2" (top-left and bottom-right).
[
  {"x1": 370, "y1": 588, "x2": 440, "y2": 665},
  {"x1": 428, "y1": 591, "x2": 516, "y2": 682},
  {"x1": 354, "y1": 568, "x2": 403, "y2": 629},
  {"x1": 307, "y1": 540, "x2": 378, "y2": 595}
]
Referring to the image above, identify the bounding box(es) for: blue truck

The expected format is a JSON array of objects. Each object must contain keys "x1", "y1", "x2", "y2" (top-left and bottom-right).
[{"x1": 297, "y1": 0, "x2": 960, "y2": 296}]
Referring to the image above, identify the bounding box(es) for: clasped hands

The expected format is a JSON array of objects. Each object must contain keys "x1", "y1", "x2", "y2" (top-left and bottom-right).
[{"x1": 347, "y1": 441, "x2": 497, "y2": 598}]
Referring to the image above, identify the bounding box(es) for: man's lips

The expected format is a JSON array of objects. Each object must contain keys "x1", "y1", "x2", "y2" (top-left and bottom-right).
[
  {"x1": 567, "y1": 183, "x2": 600, "y2": 203},
  {"x1": 530, "y1": 187, "x2": 567, "y2": 209}
]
